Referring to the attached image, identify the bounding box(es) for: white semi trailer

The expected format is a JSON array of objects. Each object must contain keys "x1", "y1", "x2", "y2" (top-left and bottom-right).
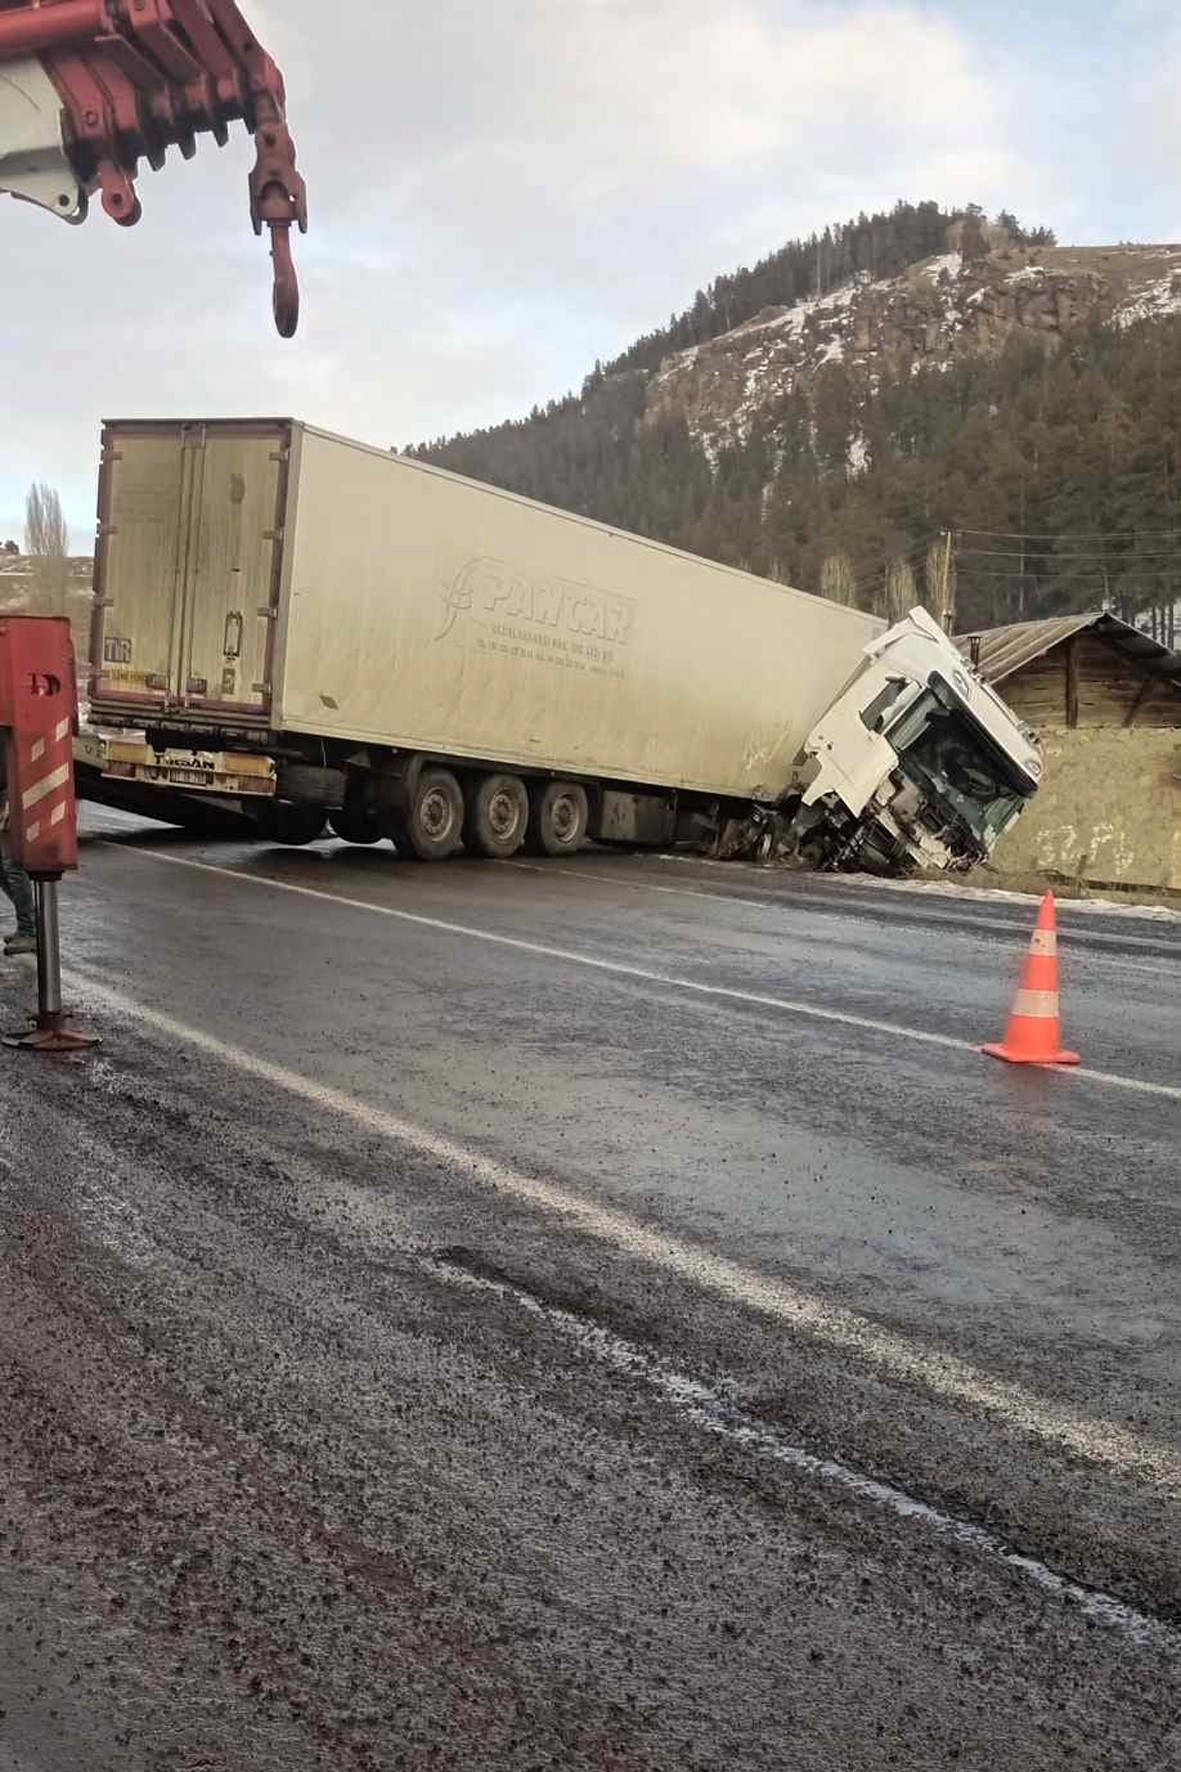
[{"x1": 86, "y1": 419, "x2": 1041, "y2": 873}]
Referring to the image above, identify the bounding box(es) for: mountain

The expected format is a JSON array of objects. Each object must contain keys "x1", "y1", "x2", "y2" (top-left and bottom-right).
[{"x1": 410, "y1": 204, "x2": 1181, "y2": 642}]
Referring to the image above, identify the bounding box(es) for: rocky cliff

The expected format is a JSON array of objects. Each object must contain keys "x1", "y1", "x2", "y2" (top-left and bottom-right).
[{"x1": 643, "y1": 244, "x2": 1181, "y2": 459}]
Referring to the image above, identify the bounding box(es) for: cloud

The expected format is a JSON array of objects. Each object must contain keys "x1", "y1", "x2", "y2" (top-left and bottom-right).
[
  {"x1": 289, "y1": 1, "x2": 1019, "y2": 278},
  {"x1": 0, "y1": 0, "x2": 1111, "y2": 533}
]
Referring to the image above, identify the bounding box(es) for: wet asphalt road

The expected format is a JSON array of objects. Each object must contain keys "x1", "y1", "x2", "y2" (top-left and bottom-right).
[{"x1": 1, "y1": 816, "x2": 1178, "y2": 1770}]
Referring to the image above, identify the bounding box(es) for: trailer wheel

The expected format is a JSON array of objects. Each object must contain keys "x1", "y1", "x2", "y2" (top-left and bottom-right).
[
  {"x1": 329, "y1": 806, "x2": 382, "y2": 845},
  {"x1": 255, "y1": 801, "x2": 327, "y2": 846},
  {"x1": 465, "y1": 773, "x2": 529, "y2": 859},
  {"x1": 403, "y1": 767, "x2": 464, "y2": 861},
  {"x1": 527, "y1": 780, "x2": 589, "y2": 856}
]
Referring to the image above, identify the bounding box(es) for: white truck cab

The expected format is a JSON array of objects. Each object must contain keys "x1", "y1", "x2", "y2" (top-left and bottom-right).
[{"x1": 797, "y1": 608, "x2": 1042, "y2": 874}]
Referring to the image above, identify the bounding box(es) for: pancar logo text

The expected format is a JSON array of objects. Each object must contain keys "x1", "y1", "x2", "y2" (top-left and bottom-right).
[{"x1": 437, "y1": 555, "x2": 636, "y2": 645}]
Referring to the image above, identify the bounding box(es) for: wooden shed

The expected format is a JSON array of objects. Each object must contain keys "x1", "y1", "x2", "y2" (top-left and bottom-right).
[
  {"x1": 955, "y1": 612, "x2": 1181, "y2": 727},
  {"x1": 954, "y1": 613, "x2": 1181, "y2": 889}
]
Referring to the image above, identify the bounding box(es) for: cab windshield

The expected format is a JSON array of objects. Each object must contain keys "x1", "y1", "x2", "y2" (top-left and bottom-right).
[{"x1": 886, "y1": 687, "x2": 1033, "y2": 845}]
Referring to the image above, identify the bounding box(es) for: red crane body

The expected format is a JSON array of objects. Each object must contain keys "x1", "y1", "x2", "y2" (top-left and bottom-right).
[
  {"x1": 0, "y1": 615, "x2": 97, "y2": 1050},
  {"x1": 0, "y1": 615, "x2": 79, "y2": 878}
]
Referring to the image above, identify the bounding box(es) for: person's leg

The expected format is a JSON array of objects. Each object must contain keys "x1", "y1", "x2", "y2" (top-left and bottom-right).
[{"x1": 0, "y1": 840, "x2": 36, "y2": 945}]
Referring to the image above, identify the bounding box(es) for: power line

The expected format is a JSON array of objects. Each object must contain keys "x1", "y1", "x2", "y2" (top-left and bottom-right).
[
  {"x1": 959, "y1": 546, "x2": 1181, "y2": 562},
  {"x1": 860, "y1": 539, "x2": 941, "y2": 571},
  {"x1": 860, "y1": 537, "x2": 946, "y2": 573},
  {"x1": 960, "y1": 560, "x2": 1181, "y2": 573},
  {"x1": 871, "y1": 536, "x2": 945, "y2": 563},
  {"x1": 958, "y1": 564, "x2": 1181, "y2": 581},
  {"x1": 829, "y1": 535, "x2": 942, "y2": 566},
  {"x1": 867, "y1": 549, "x2": 941, "y2": 578},
  {"x1": 959, "y1": 526, "x2": 1181, "y2": 542},
  {"x1": 811, "y1": 540, "x2": 941, "y2": 603}
]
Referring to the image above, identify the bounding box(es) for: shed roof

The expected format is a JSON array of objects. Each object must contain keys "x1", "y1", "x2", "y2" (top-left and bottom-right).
[{"x1": 956, "y1": 611, "x2": 1181, "y2": 686}]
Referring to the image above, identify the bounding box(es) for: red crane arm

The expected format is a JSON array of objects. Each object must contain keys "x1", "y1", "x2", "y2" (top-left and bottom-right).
[{"x1": 0, "y1": 0, "x2": 306, "y2": 335}]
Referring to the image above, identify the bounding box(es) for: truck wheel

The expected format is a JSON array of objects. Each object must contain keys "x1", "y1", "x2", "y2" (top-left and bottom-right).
[
  {"x1": 255, "y1": 801, "x2": 327, "y2": 846},
  {"x1": 465, "y1": 773, "x2": 529, "y2": 859},
  {"x1": 404, "y1": 767, "x2": 464, "y2": 861},
  {"x1": 527, "y1": 780, "x2": 588, "y2": 856},
  {"x1": 329, "y1": 806, "x2": 382, "y2": 845},
  {"x1": 276, "y1": 763, "x2": 347, "y2": 807}
]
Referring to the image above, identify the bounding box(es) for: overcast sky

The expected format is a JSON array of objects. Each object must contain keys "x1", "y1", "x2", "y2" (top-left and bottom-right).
[{"x1": 1, "y1": 0, "x2": 1179, "y2": 546}]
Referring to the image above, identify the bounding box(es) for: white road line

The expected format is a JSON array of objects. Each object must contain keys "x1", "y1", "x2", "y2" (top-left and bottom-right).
[
  {"x1": 509, "y1": 860, "x2": 1181, "y2": 958},
  {"x1": 55, "y1": 967, "x2": 1181, "y2": 1496},
  {"x1": 111, "y1": 844, "x2": 1181, "y2": 1102},
  {"x1": 509, "y1": 857, "x2": 794, "y2": 914},
  {"x1": 431, "y1": 1259, "x2": 1178, "y2": 1649}
]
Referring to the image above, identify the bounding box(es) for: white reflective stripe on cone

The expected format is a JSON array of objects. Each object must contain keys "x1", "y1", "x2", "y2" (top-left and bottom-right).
[
  {"x1": 1011, "y1": 989, "x2": 1060, "y2": 1019},
  {"x1": 1029, "y1": 930, "x2": 1057, "y2": 956}
]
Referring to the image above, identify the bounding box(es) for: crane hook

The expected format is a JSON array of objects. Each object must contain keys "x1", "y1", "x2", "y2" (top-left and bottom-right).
[{"x1": 269, "y1": 221, "x2": 299, "y2": 339}]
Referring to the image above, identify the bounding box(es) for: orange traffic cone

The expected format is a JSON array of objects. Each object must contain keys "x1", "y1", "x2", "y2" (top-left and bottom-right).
[{"x1": 982, "y1": 891, "x2": 1079, "y2": 1066}]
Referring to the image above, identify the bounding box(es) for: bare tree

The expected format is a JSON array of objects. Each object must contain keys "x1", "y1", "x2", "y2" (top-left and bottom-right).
[
  {"x1": 882, "y1": 557, "x2": 917, "y2": 622},
  {"x1": 24, "y1": 482, "x2": 70, "y2": 616},
  {"x1": 820, "y1": 551, "x2": 858, "y2": 607}
]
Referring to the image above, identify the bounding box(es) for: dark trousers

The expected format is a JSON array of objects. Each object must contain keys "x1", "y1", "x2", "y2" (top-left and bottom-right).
[{"x1": 0, "y1": 836, "x2": 36, "y2": 937}]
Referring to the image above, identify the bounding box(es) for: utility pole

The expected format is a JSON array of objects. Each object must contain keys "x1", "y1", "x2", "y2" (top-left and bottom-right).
[{"x1": 939, "y1": 529, "x2": 956, "y2": 633}]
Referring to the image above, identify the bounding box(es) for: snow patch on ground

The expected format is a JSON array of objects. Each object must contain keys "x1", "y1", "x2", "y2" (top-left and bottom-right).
[
  {"x1": 1114, "y1": 270, "x2": 1181, "y2": 328},
  {"x1": 727, "y1": 273, "x2": 884, "y2": 345},
  {"x1": 834, "y1": 870, "x2": 1181, "y2": 922},
  {"x1": 649, "y1": 343, "x2": 699, "y2": 386},
  {"x1": 847, "y1": 433, "x2": 869, "y2": 475},
  {"x1": 1006, "y1": 265, "x2": 1046, "y2": 288},
  {"x1": 921, "y1": 252, "x2": 962, "y2": 283},
  {"x1": 698, "y1": 430, "x2": 721, "y2": 471},
  {"x1": 652, "y1": 852, "x2": 1181, "y2": 922}
]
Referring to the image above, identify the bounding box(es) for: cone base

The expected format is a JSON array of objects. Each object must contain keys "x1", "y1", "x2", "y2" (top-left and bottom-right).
[{"x1": 981, "y1": 1042, "x2": 1080, "y2": 1067}]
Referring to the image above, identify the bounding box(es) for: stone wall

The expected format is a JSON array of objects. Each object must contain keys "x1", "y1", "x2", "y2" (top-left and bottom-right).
[{"x1": 992, "y1": 728, "x2": 1181, "y2": 889}]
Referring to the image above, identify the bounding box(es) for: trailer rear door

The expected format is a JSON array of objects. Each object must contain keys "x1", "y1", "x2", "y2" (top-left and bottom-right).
[{"x1": 92, "y1": 421, "x2": 287, "y2": 722}]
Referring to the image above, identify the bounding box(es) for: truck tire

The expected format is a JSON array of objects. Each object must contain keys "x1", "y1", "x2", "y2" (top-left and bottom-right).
[
  {"x1": 527, "y1": 780, "x2": 588, "y2": 856},
  {"x1": 329, "y1": 806, "x2": 382, "y2": 845},
  {"x1": 275, "y1": 763, "x2": 347, "y2": 806},
  {"x1": 255, "y1": 800, "x2": 327, "y2": 846},
  {"x1": 465, "y1": 773, "x2": 529, "y2": 859},
  {"x1": 403, "y1": 767, "x2": 464, "y2": 861}
]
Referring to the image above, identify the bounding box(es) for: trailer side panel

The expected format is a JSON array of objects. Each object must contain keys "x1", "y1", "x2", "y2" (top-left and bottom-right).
[{"x1": 275, "y1": 427, "x2": 882, "y2": 800}]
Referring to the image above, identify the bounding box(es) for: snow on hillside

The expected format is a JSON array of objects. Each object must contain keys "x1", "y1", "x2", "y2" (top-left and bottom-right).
[
  {"x1": 1114, "y1": 262, "x2": 1181, "y2": 327},
  {"x1": 920, "y1": 252, "x2": 962, "y2": 282},
  {"x1": 642, "y1": 243, "x2": 1181, "y2": 456}
]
